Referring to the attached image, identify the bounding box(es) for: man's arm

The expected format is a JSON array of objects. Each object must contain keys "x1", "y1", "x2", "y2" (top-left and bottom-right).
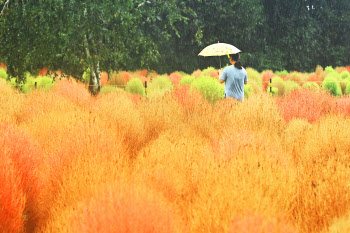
[{"x1": 219, "y1": 69, "x2": 225, "y2": 83}]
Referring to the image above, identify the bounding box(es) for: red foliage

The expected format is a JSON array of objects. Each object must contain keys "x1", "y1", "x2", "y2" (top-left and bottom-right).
[
  {"x1": 0, "y1": 154, "x2": 26, "y2": 233},
  {"x1": 0, "y1": 123, "x2": 45, "y2": 231},
  {"x1": 192, "y1": 69, "x2": 202, "y2": 78},
  {"x1": 306, "y1": 73, "x2": 321, "y2": 84},
  {"x1": 335, "y1": 96, "x2": 350, "y2": 117},
  {"x1": 172, "y1": 86, "x2": 204, "y2": 113},
  {"x1": 169, "y1": 72, "x2": 183, "y2": 87},
  {"x1": 140, "y1": 69, "x2": 148, "y2": 77},
  {"x1": 73, "y1": 186, "x2": 179, "y2": 233},
  {"x1": 230, "y1": 215, "x2": 298, "y2": 233},
  {"x1": 52, "y1": 79, "x2": 91, "y2": 105},
  {"x1": 262, "y1": 71, "x2": 274, "y2": 91},
  {"x1": 347, "y1": 66, "x2": 350, "y2": 73},
  {"x1": 209, "y1": 70, "x2": 219, "y2": 78},
  {"x1": 277, "y1": 89, "x2": 336, "y2": 123},
  {"x1": 100, "y1": 72, "x2": 108, "y2": 86},
  {"x1": 0, "y1": 62, "x2": 7, "y2": 70},
  {"x1": 38, "y1": 68, "x2": 48, "y2": 76}
]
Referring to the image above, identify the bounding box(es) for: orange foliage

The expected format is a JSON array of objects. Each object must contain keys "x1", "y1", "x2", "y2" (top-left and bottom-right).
[
  {"x1": 172, "y1": 86, "x2": 204, "y2": 114},
  {"x1": 38, "y1": 68, "x2": 48, "y2": 76},
  {"x1": 277, "y1": 89, "x2": 335, "y2": 123},
  {"x1": 169, "y1": 72, "x2": 183, "y2": 87},
  {"x1": 0, "y1": 152, "x2": 26, "y2": 233},
  {"x1": 108, "y1": 71, "x2": 131, "y2": 87},
  {"x1": 100, "y1": 71, "x2": 108, "y2": 86},
  {"x1": 347, "y1": 66, "x2": 350, "y2": 73},
  {"x1": 315, "y1": 65, "x2": 327, "y2": 81},
  {"x1": 72, "y1": 184, "x2": 182, "y2": 233},
  {"x1": 0, "y1": 123, "x2": 47, "y2": 231},
  {"x1": 2, "y1": 71, "x2": 350, "y2": 233},
  {"x1": 52, "y1": 79, "x2": 91, "y2": 106},
  {"x1": 191, "y1": 69, "x2": 202, "y2": 78},
  {"x1": 230, "y1": 215, "x2": 298, "y2": 233},
  {"x1": 262, "y1": 70, "x2": 274, "y2": 90},
  {"x1": 0, "y1": 62, "x2": 6, "y2": 70},
  {"x1": 306, "y1": 72, "x2": 321, "y2": 84}
]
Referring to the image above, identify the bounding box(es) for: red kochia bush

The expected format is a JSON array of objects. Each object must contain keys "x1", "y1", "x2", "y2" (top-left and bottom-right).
[
  {"x1": 335, "y1": 96, "x2": 350, "y2": 117},
  {"x1": 0, "y1": 154, "x2": 26, "y2": 233},
  {"x1": 277, "y1": 89, "x2": 336, "y2": 123},
  {"x1": 52, "y1": 79, "x2": 91, "y2": 105},
  {"x1": 172, "y1": 86, "x2": 204, "y2": 113},
  {"x1": 0, "y1": 123, "x2": 45, "y2": 231},
  {"x1": 262, "y1": 71, "x2": 274, "y2": 91},
  {"x1": 73, "y1": 185, "x2": 181, "y2": 233},
  {"x1": 169, "y1": 72, "x2": 183, "y2": 87}
]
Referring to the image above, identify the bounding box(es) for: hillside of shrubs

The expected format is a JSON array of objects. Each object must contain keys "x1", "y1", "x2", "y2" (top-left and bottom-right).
[{"x1": 1, "y1": 64, "x2": 350, "y2": 233}]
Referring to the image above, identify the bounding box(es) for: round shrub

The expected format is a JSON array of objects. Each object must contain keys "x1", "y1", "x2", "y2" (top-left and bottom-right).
[
  {"x1": 302, "y1": 82, "x2": 320, "y2": 91},
  {"x1": 191, "y1": 76, "x2": 224, "y2": 103},
  {"x1": 246, "y1": 67, "x2": 262, "y2": 87},
  {"x1": 346, "y1": 82, "x2": 350, "y2": 95},
  {"x1": 125, "y1": 78, "x2": 145, "y2": 96},
  {"x1": 21, "y1": 76, "x2": 37, "y2": 93},
  {"x1": 100, "y1": 85, "x2": 124, "y2": 95},
  {"x1": 322, "y1": 75, "x2": 342, "y2": 96},
  {"x1": 148, "y1": 75, "x2": 174, "y2": 97},
  {"x1": 262, "y1": 70, "x2": 274, "y2": 91},
  {"x1": 36, "y1": 76, "x2": 55, "y2": 91},
  {"x1": 202, "y1": 67, "x2": 218, "y2": 78},
  {"x1": 266, "y1": 76, "x2": 285, "y2": 96},
  {"x1": 325, "y1": 66, "x2": 335, "y2": 73},
  {"x1": 285, "y1": 80, "x2": 300, "y2": 95},
  {"x1": 340, "y1": 71, "x2": 350, "y2": 80},
  {"x1": 244, "y1": 83, "x2": 254, "y2": 98},
  {"x1": 180, "y1": 75, "x2": 195, "y2": 86},
  {"x1": 0, "y1": 68, "x2": 8, "y2": 80}
]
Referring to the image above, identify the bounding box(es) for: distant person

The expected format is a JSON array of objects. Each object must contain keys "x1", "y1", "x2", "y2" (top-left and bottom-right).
[{"x1": 219, "y1": 53, "x2": 248, "y2": 101}]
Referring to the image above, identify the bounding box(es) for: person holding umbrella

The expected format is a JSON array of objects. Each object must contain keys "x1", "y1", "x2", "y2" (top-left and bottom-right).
[
  {"x1": 198, "y1": 42, "x2": 247, "y2": 101},
  {"x1": 219, "y1": 53, "x2": 248, "y2": 101}
]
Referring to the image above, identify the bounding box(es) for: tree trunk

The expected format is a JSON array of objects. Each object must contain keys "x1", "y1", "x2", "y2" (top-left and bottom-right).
[{"x1": 84, "y1": 35, "x2": 101, "y2": 95}]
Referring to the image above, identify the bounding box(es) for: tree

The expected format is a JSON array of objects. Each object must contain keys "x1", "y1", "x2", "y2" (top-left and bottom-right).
[
  {"x1": 152, "y1": 0, "x2": 267, "y2": 73},
  {"x1": 0, "y1": 0, "x2": 189, "y2": 95}
]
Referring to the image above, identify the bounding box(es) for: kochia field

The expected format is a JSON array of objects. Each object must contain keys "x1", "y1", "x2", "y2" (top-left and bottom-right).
[{"x1": 1, "y1": 66, "x2": 350, "y2": 233}]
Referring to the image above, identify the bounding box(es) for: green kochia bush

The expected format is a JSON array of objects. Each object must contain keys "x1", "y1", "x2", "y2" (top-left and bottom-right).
[
  {"x1": 346, "y1": 82, "x2": 350, "y2": 95},
  {"x1": 148, "y1": 75, "x2": 174, "y2": 97},
  {"x1": 191, "y1": 76, "x2": 224, "y2": 103},
  {"x1": 36, "y1": 76, "x2": 55, "y2": 91},
  {"x1": 100, "y1": 85, "x2": 124, "y2": 95},
  {"x1": 125, "y1": 78, "x2": 145, "y2": 96},
  {"x1": 0, "y1": 68, "x2": 8, "y2": 80},
  {"x1": 285, "y1": 80, "x2": 300, "y2": 95},
  {"x1": 303, "y1": 82, "x2": 320, "y2": 91},
  {"x1": 266, "y1": 76, "x2": 285, "y2": 96},
  {"x1": 244, "y1": 83, "x2": 254, "y2": 98},
  {"x1": 180, "y1": 75, "x2": 195, "y2": 86},
  {"x1": 246, "y1": 67, "x2": 262, "y2": 87},
  {"x1": 322, "y1": 75, "x2": 342, "y2": 96}
]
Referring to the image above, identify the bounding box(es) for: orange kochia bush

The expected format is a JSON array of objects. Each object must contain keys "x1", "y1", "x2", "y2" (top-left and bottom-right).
[{"x1": 0, "y1": 123, "x2": 47, "y2": 231}]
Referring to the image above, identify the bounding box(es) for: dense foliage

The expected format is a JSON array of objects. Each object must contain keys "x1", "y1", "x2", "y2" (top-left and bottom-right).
[{"x1": 1, "y1": 76, "x2": 350, "y2": 232}]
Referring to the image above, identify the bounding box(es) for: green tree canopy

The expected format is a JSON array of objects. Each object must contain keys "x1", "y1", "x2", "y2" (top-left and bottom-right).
[{"x1": 0, "y1": 0, "x2": 191, "y2": 94}]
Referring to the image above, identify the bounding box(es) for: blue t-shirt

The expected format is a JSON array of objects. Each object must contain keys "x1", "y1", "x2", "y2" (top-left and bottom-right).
[{"x1": 220, "y1": 66, "x2": 248, "y2": 100}]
